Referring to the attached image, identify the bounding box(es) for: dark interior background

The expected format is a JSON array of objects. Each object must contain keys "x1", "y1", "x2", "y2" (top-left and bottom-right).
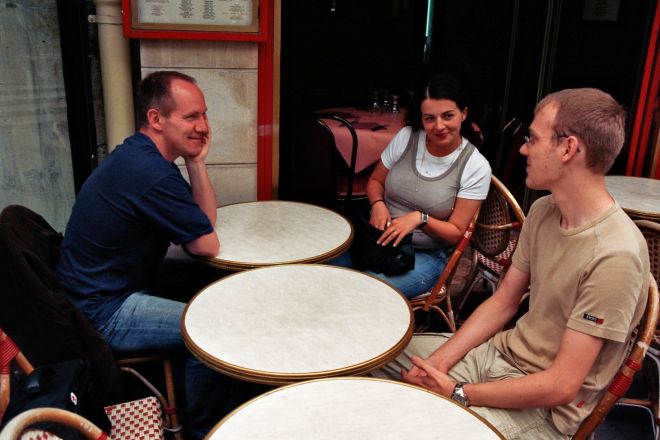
[{"x1": 279, "y1": 0, "x2": 657, "y2": 209}]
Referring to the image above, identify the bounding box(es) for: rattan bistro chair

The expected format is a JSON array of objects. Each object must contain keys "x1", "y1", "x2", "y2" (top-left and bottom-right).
[
  {"x1": 635, "y1": 220, "x2": 660, "y2": 351},
  {"x1": 316, "y1": 115, "x2": 365, "y2": 205},
  {"x1": 573, "y1": 277, "x2": 660, "y2": 439},
  {"x1": 613, "y1": 220, "x2": 660, "y2": 429},
  {"x1": 0, "y1": 205, "x2": 181, "y2": 439},
  {"x1": 301, "y1": 114, "x2": 367, "y2": 211},
  {"x1": 0, "y1": 407, "x2": 104, "y2": 440},
  {"x1": 409, "y1": 209, "x2": 479, "y2": 333},
  {"x1": 0, "y1": 327, "x2": 181, "y2": 440},
  {"x1": 456, "y1": 176, "x2": 525, "y2": 321},
  {"x1": 635, "y1": 220, "x2": 660, "y2": 284}
]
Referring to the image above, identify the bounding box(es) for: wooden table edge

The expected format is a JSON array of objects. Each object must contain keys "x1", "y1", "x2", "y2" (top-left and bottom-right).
[
  {"x1": 206, "y1": 377, "x2": 506, "y2": 439},
  {"x1": 182, "y1": 309, "x2": 414, "y2": 386}
]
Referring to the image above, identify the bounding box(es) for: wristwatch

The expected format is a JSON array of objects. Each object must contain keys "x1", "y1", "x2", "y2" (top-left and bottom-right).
[
  {"x1": 419, "y1": 211, "x2": 429, "y2": 229},
  {"x1": 451, "y1": 382, "x2": 470, "y2": 406}
]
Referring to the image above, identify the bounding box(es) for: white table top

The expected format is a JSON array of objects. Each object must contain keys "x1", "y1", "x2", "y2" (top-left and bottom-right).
[
  {"x1": 204, "y1": 201, "x2": 353, "y2": 270},
  {"x1": 605, "y1": 175, "x2": 660, "y2": 221},
  {"x1": 182, "y1": 265, "x2": 413, "y2": 384},
  {"x1": 207, "y1": 377, "x2": 504, "y2": 439}
]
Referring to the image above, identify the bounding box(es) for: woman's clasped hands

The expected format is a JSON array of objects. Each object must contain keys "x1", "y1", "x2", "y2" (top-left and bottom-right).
[{"x1": 370, "y1": 202, "x2": 420, "y2": 247}]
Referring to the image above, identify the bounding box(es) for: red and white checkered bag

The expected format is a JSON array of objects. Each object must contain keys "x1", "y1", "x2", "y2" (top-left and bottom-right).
[
  {"x1": 17, "y1": 397, "x2": 163, "y2": 440},
  {"x1": 104, "y1": 396, "x2": 164, "y2": 440},
  {"x1": 14, "y1": 397, "x2": 163, "y2": 440}
]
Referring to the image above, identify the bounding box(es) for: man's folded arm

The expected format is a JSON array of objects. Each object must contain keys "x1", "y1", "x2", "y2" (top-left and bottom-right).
[
  {"x1": 465, "y1": 328, "x2": 603, "y2": 408},
  {"x1": 184, "y1": 231, "x2": 219, "y2": 257},
  {"x1": 427, "y1": 265, "x2": 530, "y2": 372}
]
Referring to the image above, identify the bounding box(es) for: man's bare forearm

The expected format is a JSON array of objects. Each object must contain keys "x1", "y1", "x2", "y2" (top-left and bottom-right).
[{"x1": 186, "y1": 160, "x2": 217, "y2": 225}]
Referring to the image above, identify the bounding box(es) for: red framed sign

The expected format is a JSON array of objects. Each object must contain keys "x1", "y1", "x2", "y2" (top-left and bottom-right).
[{"x1": 121, "y1": 0, "x2": 268, "y2": 42}]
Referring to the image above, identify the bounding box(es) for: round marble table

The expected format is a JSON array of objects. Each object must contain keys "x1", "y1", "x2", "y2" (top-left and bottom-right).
[
  {"x1": 207, "y1": 377, "x2": 504, "y2": 439},
  {"x1": 203, "y1": 201, "x2": 353, "y2": 270},
  {"x1": 182, "y1": 265, "x2": 413, "y2": 385},
  {"x1": 605, "y1": 175, "x2": 660, "y2": 221}
]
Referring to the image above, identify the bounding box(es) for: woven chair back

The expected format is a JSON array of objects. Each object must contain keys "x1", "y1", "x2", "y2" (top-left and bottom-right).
[
  {"x1": 473, "y1": 184, "x2": 512, "y2": 258},
  {"x1": 635, "y1": 220, "x2": 660, "y2": 284}
]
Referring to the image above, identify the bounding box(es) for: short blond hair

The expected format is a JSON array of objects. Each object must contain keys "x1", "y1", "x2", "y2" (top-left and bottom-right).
[{"x1": 536, "y1": 88, "x2": 626, "y2": 174}]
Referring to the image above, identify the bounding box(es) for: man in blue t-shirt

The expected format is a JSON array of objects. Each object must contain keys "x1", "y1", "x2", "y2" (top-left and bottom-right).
[{"x1": 57, "y1": 71, "x2": 238, "y2": 439}]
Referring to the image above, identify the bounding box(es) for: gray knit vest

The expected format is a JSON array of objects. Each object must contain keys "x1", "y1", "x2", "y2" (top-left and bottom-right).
[{"x1": 384, "y1": 130, "x2": 476, "y2": 249}]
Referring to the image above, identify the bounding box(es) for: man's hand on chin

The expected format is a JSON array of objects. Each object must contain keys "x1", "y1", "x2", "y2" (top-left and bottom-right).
[{"x1": 185, "y1": 131, "x2": 211, "y2": 165}]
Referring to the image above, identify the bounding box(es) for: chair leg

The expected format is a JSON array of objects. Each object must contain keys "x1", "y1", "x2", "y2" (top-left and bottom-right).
[
  {"x1": 117, "y1": 356, "x2": 183, "y2": 439},
  {"x1": 162, "y1": 358, "x2": 183, "y2": 440},
  {"x1": 430, "y1": 305, "x2": 456, "y2": 333},
  {"x1": 456, "y1": 273, "x2": 480, "y2": 316},
  {"x1": 643, "y1": 350, "x2": 660, "y2": 421},
  {"x1": 456, "y1": 269, "x2": 499, "y2": 325},
  {"x1": 454, "y1": 251, "x2": 480, "y2": 322},
  {"x1": 413, "y1": 304, "x2": 456, "y2": 333}
]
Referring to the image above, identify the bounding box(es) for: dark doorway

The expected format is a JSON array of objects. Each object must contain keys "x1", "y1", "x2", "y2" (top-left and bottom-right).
[
  {"x1": 279, "y1": 0, "x2": 658, "y2": 207},
  {"x1": 279, "y1": 0, "x2": 428, "y2": 201},
  {"x1": 56, "y1": 0, "x2": 101, "y2": 193}
]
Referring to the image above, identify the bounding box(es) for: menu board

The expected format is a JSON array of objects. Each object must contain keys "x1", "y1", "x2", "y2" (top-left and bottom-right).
[
  {"x1": 139, "y1": 0, "x2": 252, "y2": 27},
  {"x1": 122, "y1": 0, "x2": 266, "y2": 41}
]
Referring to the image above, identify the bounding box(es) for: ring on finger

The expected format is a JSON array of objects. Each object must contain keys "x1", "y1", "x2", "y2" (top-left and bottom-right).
[{"x1": 386, "y1": 221, "x2": 392, "y2": 227}]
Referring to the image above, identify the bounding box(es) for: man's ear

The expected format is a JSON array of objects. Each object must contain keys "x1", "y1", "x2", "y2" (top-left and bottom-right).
[
  {"x1": 562, "y1": 135, "x2": 581, "y2": 161},
  {"x1": 146, "y1": 108, "x2": 162, "y2": 131}
]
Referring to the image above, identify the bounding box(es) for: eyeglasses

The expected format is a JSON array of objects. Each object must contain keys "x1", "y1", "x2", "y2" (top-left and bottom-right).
[
  {"x1": 523, "y1": 133, "x2": 580, "y2": 152},
  {"x1": 523, "y1": 134, "x2": 567, "y2": 145}
]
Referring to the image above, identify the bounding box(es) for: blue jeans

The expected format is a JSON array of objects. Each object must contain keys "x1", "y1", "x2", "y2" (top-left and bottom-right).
[
  {"x1": 98, "y1": 292, "x2": 258, "y2": 439},
  {"x1": 329, "y1": 247, "x2": 449, "y2": 299}
]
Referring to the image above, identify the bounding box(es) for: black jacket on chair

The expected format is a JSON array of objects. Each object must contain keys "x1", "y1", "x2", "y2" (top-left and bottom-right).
[{"x1": 0, "y1": 205, "x2": 124, "y2": 404}]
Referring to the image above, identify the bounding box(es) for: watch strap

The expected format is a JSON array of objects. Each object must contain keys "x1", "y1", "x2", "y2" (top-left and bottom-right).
[
  {"x1": 419, "y1": 211, "x2": 428, "y2": 228},
  {"x1": 451, "y1": 382, "x2": 470, "y2": 406}
]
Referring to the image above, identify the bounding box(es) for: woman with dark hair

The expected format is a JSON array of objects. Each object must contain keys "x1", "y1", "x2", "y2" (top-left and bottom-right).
[
  {"x1": 405, "y1": 75, "x2": 484, "y2": 147},
  {"x1": 335, "y1": 75, "x2": 491, "y2": 298}
]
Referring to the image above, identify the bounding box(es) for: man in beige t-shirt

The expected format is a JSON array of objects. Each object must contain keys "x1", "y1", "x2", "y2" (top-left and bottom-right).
[{"x1": 374, "y1": 88, "x2": 650, "y2": 439}]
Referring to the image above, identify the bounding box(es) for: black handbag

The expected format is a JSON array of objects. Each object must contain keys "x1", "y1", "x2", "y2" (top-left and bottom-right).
[
  {"x1": 2, "y1": 358, "x2": 111, "y2": 439},
  {"x1": 349, "y1": 200, "x2": 415, "y2": 276}
]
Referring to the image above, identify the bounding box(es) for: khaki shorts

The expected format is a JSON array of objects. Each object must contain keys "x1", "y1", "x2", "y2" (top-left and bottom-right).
[{"x1": 370, "y1": 333, "x2": 570, "y2": 440}]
